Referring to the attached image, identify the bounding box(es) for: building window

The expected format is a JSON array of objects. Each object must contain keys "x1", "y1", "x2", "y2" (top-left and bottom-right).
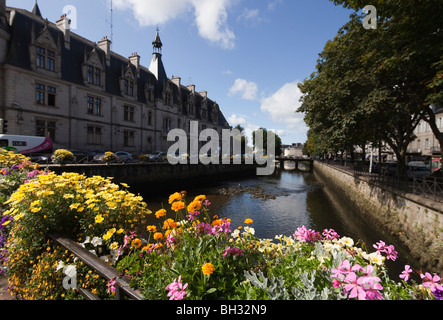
[
  {"x1": 148, "y1": 111, "x2": 153, "y2": 126},
  {"x1": 36, "y1": 84, "x2": 56, "y2": 107},
  {"x1": 163, "y1": 118, "x2": 171, "y2": 132},
  {"x1": 87, "y1": 66, "x2": 101, "y2": 86},
  {"x1": 87, "y1": 96, "x2": 102, "y2": 116},
  {"x1": 87, "y1": 126, "x2": 102, "y2": 145},
  {"x1": 123, "y1": 79, "x2": 135, "y2": 96},
  {"x1": 124, "y1": 130, "x2": 135, "y2": 147},
  {"x1": 124, "y1": 106, "x2": 135, "y2": 122},
  {"x1": 36, "y1": 120, "x2": 56, "y2": 141},
  {"x1": 36, "y1": 47, "x2": 55, "y2": 72}
]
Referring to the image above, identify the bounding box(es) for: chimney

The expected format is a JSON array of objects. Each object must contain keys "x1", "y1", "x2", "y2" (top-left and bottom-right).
[
  {"x1": 56, "y1": 14, "x2": 70, "y2": 49},
  {"x1": 199, "y1": 91, "x2": 207, "y2": 99},
  {"x1": 98, "y1": 36, "x2": 111, "y2": 66},
  {"x1": 187, "y1": 84, "x2": 195, "y2": 94},
  {"x1": 172, "y1": 76, "x2": 181, "y2": 87},
  {"x1": 129, "y1": 52, "x2": 140, "y2": 69}
]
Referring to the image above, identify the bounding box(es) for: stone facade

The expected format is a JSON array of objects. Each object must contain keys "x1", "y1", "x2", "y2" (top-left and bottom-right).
[{"x1": 0, "y1": 1, "x2": 230, "y2": 154}]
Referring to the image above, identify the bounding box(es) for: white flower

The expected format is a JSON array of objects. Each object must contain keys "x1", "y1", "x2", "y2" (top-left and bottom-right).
[
  {"x1": 231, "y1": 229, "x2": 240, "y2": 238},
  {"x1": 64, "y1": 265, "x2": 77, "y2": 278},
  {"x1": 339, "y1": 237, "x2": 354, "y2": 247},
  {"x1": 243, "y1": 226, "x2": 255, "y2": 236},
  {"x1": 56, "y1": 260, "x2": 65, "y2": 272},
  {"x1": 91, "y1": 236, "x2": 103, "y2": 247},
  {"x1": 368, "y1": 252, "x2": 385, "y2": 266}
]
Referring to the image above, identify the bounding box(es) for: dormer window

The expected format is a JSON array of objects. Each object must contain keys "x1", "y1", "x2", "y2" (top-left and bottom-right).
[
  {"x1": 36, "y1": 46, "x2": 56, "y2": 72},
  {"x1": 124, "y1": 79, "x2": 135, "y2": 96},
  {"x1": 87, "y1": 65, "x2": 101, "y2": 86}
]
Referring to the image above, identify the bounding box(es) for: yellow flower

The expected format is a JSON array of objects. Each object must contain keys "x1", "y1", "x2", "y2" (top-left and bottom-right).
[
  {"x1": 103, "y1": 228, "x2": 116, "y2": 240},
  {"x1": 155, "y1": 209, "x2": 167, "y2": 219},
  {"x1": 171, "y1": 201, "x2": 185, "y2": 212},
  {"x1": 244, "y1": 219, "x2": 254, "y2": 225},
  {"x1": 202, "y1": 263, "x2": 215, "y2": 276},
  {"x1": 31, "y1": 207, "x2": 42, "y2": 213},
  {"x1": 168, "y1": 192, "x2": 182, "y2": 204},
  {"x1": 95, "y1": 214, "x2": 104, "y2": 224},
  {"x1": 69, "y1": 203, "x2": 81, "y2": 210},
  {"x1": 1, "y1": 220, "x2": 11, "y2": 227}
]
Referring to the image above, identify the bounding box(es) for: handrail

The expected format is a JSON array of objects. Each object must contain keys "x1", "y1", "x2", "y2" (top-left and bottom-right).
[{"x1": 48, "y1": 234, "x2": 144, "y2": 300}]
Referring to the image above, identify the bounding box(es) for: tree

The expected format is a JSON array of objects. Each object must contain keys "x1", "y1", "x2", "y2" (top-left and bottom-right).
[
  {"x1": 299, "y1": 1, "x2": 443, "y2": 177},
  {"x1": 330, "y1": 0, "x2": 443, "y2": 167},
  {"x1": 252, "y1": 128, "x2": 282, "y2": 156}
]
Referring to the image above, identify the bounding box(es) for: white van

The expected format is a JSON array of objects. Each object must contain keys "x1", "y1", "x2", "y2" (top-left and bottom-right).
[{"x1": 0, "y1": 135, "x2": 53, "y2": 154}]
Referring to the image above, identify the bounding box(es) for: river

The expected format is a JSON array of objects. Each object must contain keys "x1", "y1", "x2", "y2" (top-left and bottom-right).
[{"x1": 138, "y1": 167, "x2": 418, "y2": 280}]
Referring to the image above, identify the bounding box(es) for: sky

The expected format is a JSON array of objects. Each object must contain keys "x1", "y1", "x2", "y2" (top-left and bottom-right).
[{"x1": 9, "y1": 0, "x2": 355, "y2": 145}]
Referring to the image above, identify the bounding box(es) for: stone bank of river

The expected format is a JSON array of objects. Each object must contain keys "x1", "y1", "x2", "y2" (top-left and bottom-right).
[{"x1": 138, "y1": 170, "x2": 419, "y2": 279}]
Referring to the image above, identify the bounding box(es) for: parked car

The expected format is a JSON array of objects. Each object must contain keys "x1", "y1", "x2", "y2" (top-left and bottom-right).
[
  {"x1": 407, "y1": 166, "x2": 431, "y2": 180},
  {"x1": 88, "y1": 149, "x2": 106, "y2": 158},
  {"x1": 147, "y1": 151, "x2": 168, "y2": 162},
  {"x1": 408, "y1": 161, "x2": 427, "y2": 168},
  {"x1": 69, "y1": 150, "x2": 89, "y2": 163},
  {"x1": 114, "y1": 151, "x2": 133, "y2": 163}
]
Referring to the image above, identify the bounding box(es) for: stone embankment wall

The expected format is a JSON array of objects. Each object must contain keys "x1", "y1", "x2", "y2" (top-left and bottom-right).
[
  {"x1": 314, "y1": 161, "x2": 443, "y2": 274},
  {"x1": 48, "y1": 162, "x2": 258, "y2": 192}
]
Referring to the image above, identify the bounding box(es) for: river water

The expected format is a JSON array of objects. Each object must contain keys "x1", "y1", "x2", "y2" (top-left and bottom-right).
[{"x1": 139, "y1": 167, "x2": 418, "y2": 279}]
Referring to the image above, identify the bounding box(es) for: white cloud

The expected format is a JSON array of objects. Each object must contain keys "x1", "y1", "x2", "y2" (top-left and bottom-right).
[
  {"x1": 237, "y1": 8, "x2": 265, "y2": 26},
  {"x1": 113, "y1": 0, "x2": 236, "y2": 49},
  {"x1": 228, "y1": 79, "x2": 258, "y2": 101},
  {"x1": 260, "y1": 81, "x2": 306, "y2": 131},
  {"x1": 228, "y1": 114, "x2": 247, "y2": 126}
]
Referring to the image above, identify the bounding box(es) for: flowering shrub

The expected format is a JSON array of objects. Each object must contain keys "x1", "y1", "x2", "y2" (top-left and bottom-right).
[
  {"x1": 2, "y1": 177, "x2": 442, "y2": 300},
  {"x1": 114, "y1": 192, "x2": 442, "y2": 301},
  {"x1": 51, "y1": 149, "x2": 75, "y2": 165},
  {"x1": 2, "y1": 172, "x2": 152, "y2": 299},
  {"x1": 102, "y1": 152, "x2": 118, "y2": 163}
]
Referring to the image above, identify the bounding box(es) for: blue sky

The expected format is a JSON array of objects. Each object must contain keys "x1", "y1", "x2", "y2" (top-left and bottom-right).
[{"x1": 10, "y1": 0, "x2": 355, "y2": 145}]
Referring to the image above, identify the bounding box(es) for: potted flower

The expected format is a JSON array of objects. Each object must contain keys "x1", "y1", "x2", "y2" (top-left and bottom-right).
[{"x1": 51, "y1": 149, "x2": 75, "y2": 165}]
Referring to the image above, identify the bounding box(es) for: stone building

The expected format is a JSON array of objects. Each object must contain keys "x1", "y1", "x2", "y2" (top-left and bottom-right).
[{"x1": 0, "y1": 1, "x2": 230, "y2": 155}]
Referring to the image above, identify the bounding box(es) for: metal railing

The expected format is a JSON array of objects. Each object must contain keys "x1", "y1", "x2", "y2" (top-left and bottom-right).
[
  {"x1": 412, "y1": 176, "x2": 443, "y2": 202},
  {"x1": 49, "y1": 234, "x2": 144, "y2": 300}
]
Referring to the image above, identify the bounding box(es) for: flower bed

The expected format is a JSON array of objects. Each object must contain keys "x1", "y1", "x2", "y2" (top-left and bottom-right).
[{"x1": 0, "y1": 151, "x2": 441, "y2": 300}]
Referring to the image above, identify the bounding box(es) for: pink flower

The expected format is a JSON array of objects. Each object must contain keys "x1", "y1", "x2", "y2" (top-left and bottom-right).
[
  {"x1": 420, "y1": 272, "x2": 443, "y2": 293},
  {"x1": 107, "y1": 278, "x2": 116, "y2": 295},
  {"x1": 322, "y1": 229, "x2": 340, "y2": 240},
  {"x1": 167, "y1": 276, "x2": 188, "y2": 301},
  {"x1": 294, "y1": 225, "x2": 321, "y2": 243},
  {"x1": 344, "y1": 273, "x2": 367, "y2": 300},
  {"x1": 373, "y1": 240, "x2": 397, "y2": 261},
  {"x1": 400, "y1": 265, "x2": 413, "y2": 282}
]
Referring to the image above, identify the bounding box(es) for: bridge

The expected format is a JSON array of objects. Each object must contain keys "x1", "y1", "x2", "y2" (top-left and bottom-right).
[{"x1": 275, "y1": 157, "x2": 314, "y2": 173}]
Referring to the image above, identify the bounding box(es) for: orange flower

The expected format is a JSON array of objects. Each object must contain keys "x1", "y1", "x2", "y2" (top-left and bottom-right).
[
  {"x1": 168, "y1": 192, "x2": 182, "y2": 204},
  {"x1": 187, "y1": 200, "x2": 202, "y2": 213},
  {"x1": 153, "y1": 232, "x2": 164, "y2": 241},
  {"x1": 202, "y1": 263, "x2": 215, "y2": 276},
  {"x1": 163, "y1": 218, "x2": 176, "y2": 230},
  {"x1": 194, "y1": 195, "x2": 206, "y2": 202},
  {"x1": 147, "y1": 225, "x2": 157, "y2": 233},
  {"x1": 171, "y1": 201, "x2": 185, "y2": 212},
  {"x1": 131, "y1": 238, "x2": 142, "y2": 249},
  {"x1": 155, "y1": 209, "x2": 167, "y2": 219},
  {"x1": 244, "y1": 219, "x2": 254, "y2": 225}
]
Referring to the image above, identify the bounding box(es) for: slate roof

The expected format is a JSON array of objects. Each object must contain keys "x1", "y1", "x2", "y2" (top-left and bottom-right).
[{"x1": 3, "y1": 7, "x2": 230, "y2": 128}]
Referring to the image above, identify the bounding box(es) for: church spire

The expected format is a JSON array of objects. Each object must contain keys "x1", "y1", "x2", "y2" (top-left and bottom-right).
[
  {"x1": 152, "y1": 28, "x2": 163, "y2": 54},
  {"x1": 32, "y1": 0, "x2": 42, "y2": 18}
]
